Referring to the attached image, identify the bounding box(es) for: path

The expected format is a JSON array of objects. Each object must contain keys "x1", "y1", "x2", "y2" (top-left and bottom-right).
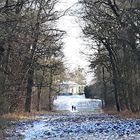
[{"x1": 3, "y1": 113, "x2": 140, "y2": 140}]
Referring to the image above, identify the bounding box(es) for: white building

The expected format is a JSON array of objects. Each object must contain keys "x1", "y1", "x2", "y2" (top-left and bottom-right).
[{"x1": 59, "y1": 81, "x2": 85, "y2": 95}]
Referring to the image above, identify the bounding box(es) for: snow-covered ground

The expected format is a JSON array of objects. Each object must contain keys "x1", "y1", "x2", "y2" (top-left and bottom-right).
[
  {"x1": 4, "y1": 113, "x2": 140, "y2": 140},
  {"x1": 3, "y1": 95, "x2": 140, "y2": 139},
  {"x1": 53, "y1": 95, "x2": 102, "y2": 112}
]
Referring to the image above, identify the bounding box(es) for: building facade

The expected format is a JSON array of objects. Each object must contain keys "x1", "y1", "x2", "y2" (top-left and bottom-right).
[{"x1": 59, "y1": 81, "x2": 85, "y2": 95}]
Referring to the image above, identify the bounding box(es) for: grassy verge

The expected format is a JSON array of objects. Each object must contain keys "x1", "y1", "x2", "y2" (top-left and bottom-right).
[
  {"x1": 0, "y1": 111, "x2": 56, "y2": 121},
  {"x1": 103, "y1": 108, "x2": 140, "y2": 119},
  {"x1": 118, "y1": 110, "x2": 140, "y2": 119}
]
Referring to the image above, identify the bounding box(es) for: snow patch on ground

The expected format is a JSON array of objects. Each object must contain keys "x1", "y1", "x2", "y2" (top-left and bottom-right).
[
  {"x1": 53, "y1": 95, "x2": 102, "y2": 112},
  {"x1": 5, "y1": 113, "x2": 140, "y2": 140}
]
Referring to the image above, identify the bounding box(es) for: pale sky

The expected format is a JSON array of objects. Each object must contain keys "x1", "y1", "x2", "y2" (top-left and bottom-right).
[{"x1": 57, "y1": 0, "x2": 93, "y2": 84}]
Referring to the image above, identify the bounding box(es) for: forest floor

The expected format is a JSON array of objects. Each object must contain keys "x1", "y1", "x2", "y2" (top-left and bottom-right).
[
  {"x1": 103, "y1": 109, "x2": 140, "y2": 119},
  {"x1": 0, "y1": 111, "x2": 140, "y2": 140}
]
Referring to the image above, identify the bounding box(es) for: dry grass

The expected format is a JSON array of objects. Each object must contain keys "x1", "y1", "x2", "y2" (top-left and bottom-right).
[
  {"x1": 118, "y1": 110, "x2": 140, "y2": 119},
  {"x1": 1, "y1": 112, "x2": 35, "y2": 121},
  {"x1": 103, "y1": 108, "x2": 140, "y2": 119},
  {"x1": 103, "y1": 108, "x2": 118, "y2": 115},
  {"x1": 2, "y1": 109, "x2": 140, "y2": 121},
  {"x1": 1, "y1": 111, "x2": 55, "y2": 121}
]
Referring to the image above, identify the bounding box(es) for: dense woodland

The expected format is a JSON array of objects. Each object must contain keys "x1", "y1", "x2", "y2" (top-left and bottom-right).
[
  {"x1": 0, "y1": 0, "x2": 140, "y2": 115},
  {"x1": 80, "y1": 0, "x2": 140, "y2": 113},
  {"x1": 0, "y1": 0, "x2": 65, "y2": 114}
]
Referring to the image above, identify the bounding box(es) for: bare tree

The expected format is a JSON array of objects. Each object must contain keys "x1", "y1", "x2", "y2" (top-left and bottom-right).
[{"x1": 79, "y1": 0, "x2": 140, "y2": 112}]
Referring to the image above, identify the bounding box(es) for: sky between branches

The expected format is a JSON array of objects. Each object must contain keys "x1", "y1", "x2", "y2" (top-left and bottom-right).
[{"x1": 56, "y1": 0, "x2": 93, "y2": 84}]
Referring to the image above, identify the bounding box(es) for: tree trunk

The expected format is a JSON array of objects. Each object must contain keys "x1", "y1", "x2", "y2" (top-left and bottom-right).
[
  {"x1": 112, "y1": 78, "x2": 120, "y2": 112},
  {"x1": 25, "y1": 67, "x2": 34, "y2": 112},
  {"x1": 102, "y1": 40, "x2": 121, "y2": 112},
  {"x1": 102, "y1": 66, "x2": 107, "y2": 108},
  {"x1": 48, "y1": 68, "x2": 53, "y2": 111},
  {"x1": 37, "y1": 85, "x2": 41, "y2": 111},
  {"x1": 48, "y1": 88, "x2": 52, "y2": 111}
]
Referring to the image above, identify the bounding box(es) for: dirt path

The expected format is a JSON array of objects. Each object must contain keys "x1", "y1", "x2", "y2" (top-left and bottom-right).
[{"x1": 3, "y1": 113, "x2": 140, "y2": 140}]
